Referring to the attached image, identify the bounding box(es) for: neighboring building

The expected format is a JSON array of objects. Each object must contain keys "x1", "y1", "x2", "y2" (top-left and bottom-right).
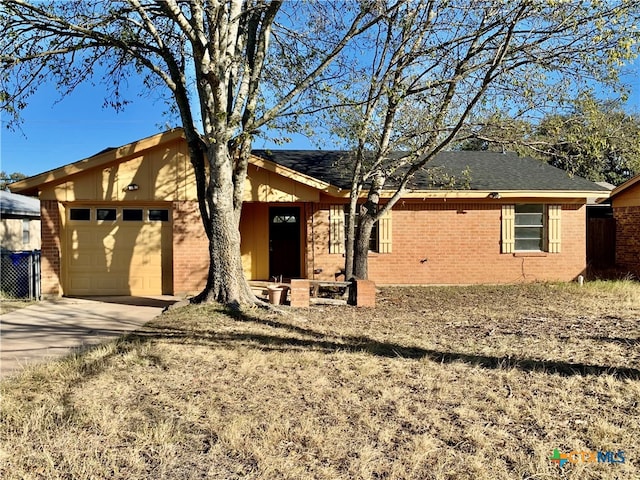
[
  {"x1": 608, "y1": 176, "x2": 640, "y2": 276},
  {"x1": 0, "y1": 190, "x2": 41, "y2": 251},
  {"x1": 10, "y1": 129, "x2": 609, "y2": 297}
]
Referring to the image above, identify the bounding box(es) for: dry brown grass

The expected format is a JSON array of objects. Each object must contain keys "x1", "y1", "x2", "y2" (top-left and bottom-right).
[
  {"x1": 1, "y1": 282, "x2": 639, "y2": 479},
  {"x1": 0, "y1": 297, "x2": 35, "y2": 314}
]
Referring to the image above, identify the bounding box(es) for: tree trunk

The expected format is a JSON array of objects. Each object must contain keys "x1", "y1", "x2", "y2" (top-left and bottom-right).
[
  {"x1": 352, "y1": 171, "x2": 385, "y2": 280},
  {"x1": 344, "y1": 189, "x2": 359, "y2": 280},
  {"x1": 195, "y1": 206, "x2": 256, "y2": 307},
  {"x1": 353, "y1": 213, "x2": 375, "y2": 280},
  {"x1": 191, "y1": 141, "x2": 257, "y2": 307}
]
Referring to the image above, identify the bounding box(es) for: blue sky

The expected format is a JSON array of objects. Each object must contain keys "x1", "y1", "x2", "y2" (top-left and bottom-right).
[
  {"x1": 1, "y1": 64, "x2": 639, "y2": 179},
  {"x1": 0, "y1": 75, "x2": 317, "y2": 178}
]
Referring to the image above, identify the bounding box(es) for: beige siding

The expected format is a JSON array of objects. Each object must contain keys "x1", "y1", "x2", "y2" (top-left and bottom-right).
[
  {"x1": 41, "y1": 143, "x2": 321, "y2": 205},
  {"x1": 0, "y1": 218, "x2": 41, "y2": 250},
  {"x1": 244, "y1": 164, "x2": 321, "y2": 202},
  {"x1": 42, "y1": 139, "x2": 192, "y2": 202},
  {"x1": 612, "y1": 183, "x2": 640, "y2": 208},
  {"x1": 239, "y1": 202, "x2": 270, "y2": 280}
]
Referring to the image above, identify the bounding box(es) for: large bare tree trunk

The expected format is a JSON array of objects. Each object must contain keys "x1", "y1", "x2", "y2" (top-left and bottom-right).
[
  {"x1": 352, "y1": 171, "x2": 385, "y2": 279},
  {"x1": 344, "y1": 187, "x2": 360, "y2": 280},
  {"x1": 353, "y1": 213, "x2": 375, "y2": 279},
  {"x1": 197, "y1": 206, "x2": 255, "y2": 307},
  {"x1": 191, "y1": 141, "x2": 257, "y2": 306}
]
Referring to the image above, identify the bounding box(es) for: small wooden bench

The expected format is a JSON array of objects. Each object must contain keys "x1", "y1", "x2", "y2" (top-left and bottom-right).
[
  {"x1": 251, "y1": 279, "x2": 375, "y2": 307},
  {"x1": 308, "y1": 280, "x2": 352, "y2": 298}
]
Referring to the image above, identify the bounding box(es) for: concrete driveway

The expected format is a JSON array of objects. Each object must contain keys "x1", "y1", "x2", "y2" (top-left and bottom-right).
[{"x1": 0, "y1": 296, "x2": 179, "y2": 379}]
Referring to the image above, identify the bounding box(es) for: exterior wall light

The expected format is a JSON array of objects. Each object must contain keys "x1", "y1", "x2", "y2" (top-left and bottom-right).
[{"x1": 125, "y1": 183, "x2": 139, "y2": 191}]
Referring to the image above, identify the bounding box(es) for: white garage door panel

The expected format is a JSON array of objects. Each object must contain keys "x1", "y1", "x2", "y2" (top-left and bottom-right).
[{"x1": 65, "y1": 209, "x2": 169, "y2": 296}]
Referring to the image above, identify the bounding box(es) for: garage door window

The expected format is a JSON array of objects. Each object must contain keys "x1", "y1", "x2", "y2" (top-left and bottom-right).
[
  {"x1": 70, "y1": 208, "x2": 91, "y2": 221},
  {"x1": 149, "y1": 209, "x2": 169, "y2": 222},
  {"x1": 123, "y1": 209, "x2": 144, "y2": 221},
  {"x1": 96, "y1": 208, "x2": 117, "y2": 221},
  {"x1": 69, "y1": 207, "x2": 170, "y2": 223}
]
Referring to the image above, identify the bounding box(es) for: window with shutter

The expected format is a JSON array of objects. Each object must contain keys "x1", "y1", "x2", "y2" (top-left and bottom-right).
[
  {"x1": 330, "y1": 205, "x2": 392, "y2": 254},
  {"x1": 501, "y1": 204, "x2": 561, "y2": 253}
]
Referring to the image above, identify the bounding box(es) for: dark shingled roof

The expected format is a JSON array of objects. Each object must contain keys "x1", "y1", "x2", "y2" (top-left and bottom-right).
[{"x1": 252, "y1": 150, "x2": 609, "y2": 192}]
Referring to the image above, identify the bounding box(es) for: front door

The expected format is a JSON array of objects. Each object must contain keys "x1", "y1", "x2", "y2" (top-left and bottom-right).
[{"x1": 269, "y1": 206, "x2": 301, "y2": 280}]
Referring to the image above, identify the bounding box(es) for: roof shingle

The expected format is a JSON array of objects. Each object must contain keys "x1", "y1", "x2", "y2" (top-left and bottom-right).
[{"x1": 252, "y1": 150, "x2": 608, "y2": 192}]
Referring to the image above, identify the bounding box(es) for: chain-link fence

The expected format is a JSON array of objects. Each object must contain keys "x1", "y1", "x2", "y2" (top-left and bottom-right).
[{"x1": 0, "y1": 250, "x2": 41, "y2": 300}]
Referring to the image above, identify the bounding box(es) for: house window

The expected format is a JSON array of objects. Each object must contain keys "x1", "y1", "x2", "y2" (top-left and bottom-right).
[
  {"x1": 22, "y1": 219, "x2": 30, "y2": 246},
  {"x1": 70, "y1": 208, "x2": 91, "y2": 221},
  {"x1": 515, "y1": 204, "x2": 544, "y2": 251},
  {"x1": 96, "y1": 208, "x2": 117, "y2": 221},
  {"x1": 328, "y1": 204, "x2": 392, "y2": 254},
  {"x1": 123, "y1": 209, "x2": 143, "y2": 221},
  {"x1": 345, "y1": 207, "x2": 379, "y2": 253},
  {"x1": 501, "y1": 204, "x2": 561, "y2": 254}
]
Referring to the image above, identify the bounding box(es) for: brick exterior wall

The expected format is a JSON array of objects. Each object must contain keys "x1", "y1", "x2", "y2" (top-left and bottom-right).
[
  {"x1": 40, "y1": 200, "x2": 63, "y2": 296},
  {"x1": 613, "y1": 206, "x2": 640, "y2": 276},
  {"x1": 289, "y1": 279, "x2": 310, "y2": 307},
  {"x1": 354, "y1": 279, "x2": 376, "y2": 307},
  {"x1": 40, "y1": 198, "x2": 587, "y2": 297},
  {"x1": 310, "y1": 202, "x2": 587, "y2": 285},
  {"x1": 172, "y1": 200, "x2": 209, "y2": 295}
]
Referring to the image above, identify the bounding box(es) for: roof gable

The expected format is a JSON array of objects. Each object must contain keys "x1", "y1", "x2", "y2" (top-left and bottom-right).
[
  {"x1": 8, "y1": 129, "x2": 336, "y2": 202},
  {"x1": 610, "y1": 174, "x2": 640, "y2": 199},
  {"x1": 10, "y1": 129, "x2": 186, "y2": 196}
]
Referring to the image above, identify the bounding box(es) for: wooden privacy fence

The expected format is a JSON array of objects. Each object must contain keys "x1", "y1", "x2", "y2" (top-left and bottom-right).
[{"x1": 587, "y1": 217, "x2": 615, "y2": 269}]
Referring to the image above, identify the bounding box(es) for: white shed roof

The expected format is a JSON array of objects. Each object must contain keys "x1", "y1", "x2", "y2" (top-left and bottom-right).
[{"x1": 0, "y1": 190, "x2": 40, "y2": 218}]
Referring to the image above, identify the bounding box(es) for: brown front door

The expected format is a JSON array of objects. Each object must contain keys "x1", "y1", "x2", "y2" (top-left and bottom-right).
[{"x1": 269, "y1": 207, "x2": 301, "y2": 280}]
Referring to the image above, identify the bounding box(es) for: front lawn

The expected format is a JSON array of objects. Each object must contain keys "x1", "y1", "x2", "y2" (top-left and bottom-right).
[{"x1": 1, "y1": 282, "x2": 638, "y2": 479}]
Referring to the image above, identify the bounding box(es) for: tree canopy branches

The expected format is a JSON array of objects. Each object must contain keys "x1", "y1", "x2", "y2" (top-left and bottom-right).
[{"x1": 314, "y1": 0, "x2": 640, "y2": 279}]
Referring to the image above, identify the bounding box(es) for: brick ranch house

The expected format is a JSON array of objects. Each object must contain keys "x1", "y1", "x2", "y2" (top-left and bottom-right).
[
  {"x1": 10, "y1": 128, "x2": 609, "y2": 297},
  {"x1": 608, "y1": 175, "x2": 640, "y2": 277}
]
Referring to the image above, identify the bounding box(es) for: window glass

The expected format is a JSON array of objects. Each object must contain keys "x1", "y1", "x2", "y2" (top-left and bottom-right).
[
  {"x1": 123, "y1": 209, "x2": 143, "y2": 221},
  {"x1": 148, "y1": 209, "x2": 169, "y2": 222},
  {"x1": 515, "y1": 204, "x2": 544, "y2": 251},
  {"x1": 70, "y1": 208, "x2": 91, "y2": 221},
  {"x1": 96, "y1": 208, "x2": 117, "y2": 221},
  {"x1": 272, "y1": 214, "x2": 297, "y2": 224},
  {"x1": 22, "y1": 219, "x2": 30, "y2": 245}
]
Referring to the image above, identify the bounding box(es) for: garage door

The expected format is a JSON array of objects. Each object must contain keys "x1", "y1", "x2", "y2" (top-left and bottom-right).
[{"x1": 65, "y1": 206, "x2": 172, "y2": 296}]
